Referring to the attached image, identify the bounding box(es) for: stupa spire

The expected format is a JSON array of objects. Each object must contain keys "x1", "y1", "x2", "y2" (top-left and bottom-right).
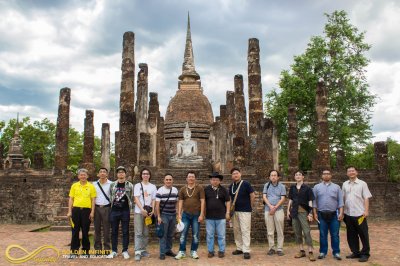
[{"x1": 179, "y1": 12, "x2": 200, "y2": 81}]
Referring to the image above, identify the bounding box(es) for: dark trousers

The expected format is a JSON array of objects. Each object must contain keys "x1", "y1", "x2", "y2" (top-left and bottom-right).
[
  {"x1": 71, "y1": 207, "x2": 91, "y2": 254},
  {"x1": 110, "y1": 209, "x2": 130, "y2": 253},
  {"x1": 344, "y1": 214, "x2": 370, "y2": 257},
  {"x1": 94, "y1": 206, "x2": 111, "y2": 251}
]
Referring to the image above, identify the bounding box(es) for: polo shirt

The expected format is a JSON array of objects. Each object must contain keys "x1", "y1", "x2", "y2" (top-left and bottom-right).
[
  {"x1": 312, "y1": 181, "x2": 344, "y2": 212},
  {"x1": 69, "y1": 181, "x2": 97, "y2": 208},
  {"x1": 342, "y1": 177, "x2": 372, "y2": 217},
  {"x1": 288, "y1": 183, "x2": 314, "y2": 218},
  {"x1": 229, "y1": 180, "x2": 254, "y2": 212},
  {"x1": 263, "y1": 182, "x2": 286, "y2": 212},
  {"x1": 204, "y1": 184, "x2": 230, "y2": 219},
  {"x1": 93, "y1": 179, "x2": 112, "y2": 205}
]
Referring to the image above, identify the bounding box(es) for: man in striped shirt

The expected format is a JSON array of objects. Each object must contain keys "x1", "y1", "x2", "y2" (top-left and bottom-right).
[{"x1": 156, "y1": 173, "x2": 179, "y2": 260}]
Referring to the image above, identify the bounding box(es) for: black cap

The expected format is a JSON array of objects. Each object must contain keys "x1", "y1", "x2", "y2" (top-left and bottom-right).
[
  {"x1": 209, "y1": 172, "x2": 223, "y2": 180},
  {"x1": 116, "y1": 166, "x2": 126, "y2": 173}
]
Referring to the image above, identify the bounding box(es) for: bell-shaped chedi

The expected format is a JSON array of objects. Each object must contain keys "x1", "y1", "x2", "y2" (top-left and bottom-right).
[{"x1": 165, "y1": 13, "x2": 213, "y2": 168}]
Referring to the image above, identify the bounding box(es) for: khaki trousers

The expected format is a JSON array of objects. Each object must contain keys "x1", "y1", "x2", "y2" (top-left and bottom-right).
[
  {"x1": 232, "y1": 211, "x2": 252, "y2": 253},
  {"x1": 264, "y1": 209, "x2": 285, "y2": 251}
]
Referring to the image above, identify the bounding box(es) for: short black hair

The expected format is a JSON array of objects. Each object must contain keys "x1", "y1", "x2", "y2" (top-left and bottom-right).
[
  {"x1": 269, "y1": 169, "x2": 280, "y2": 177},
  {"x1": 320, "y1": 169, "x2": 331, "y2": 174},
  {"x1": 98, "y1": 167, "x2": 108, "y2": 173},
  {"x1": 346, "y1": 165, "x2": 357, "y2": 171},
  {"x1": 186, "y1": 171, "x2": 196, "y2": 177},
  {"x1": 230, "y1": 167, "x2": 241, "y2": 174},
  {"x1": 294, "y1": 170, "x2": 305, "y2": 176},
  {"x1": 164, "y1": 173, "x2": 174, "y2": 178},
  {"x1": 140, "y1": 168, "x2": 152, "y2": 180}
]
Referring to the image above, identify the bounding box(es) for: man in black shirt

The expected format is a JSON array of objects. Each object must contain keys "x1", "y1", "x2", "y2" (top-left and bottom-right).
[{"x1": 204, "y1": 172, "x2": 231, "y2": 258}]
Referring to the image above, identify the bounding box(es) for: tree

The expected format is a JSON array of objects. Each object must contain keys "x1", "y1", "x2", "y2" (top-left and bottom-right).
[{"x1": 266, "y1": 10, "x2": 376, "y2": 171}]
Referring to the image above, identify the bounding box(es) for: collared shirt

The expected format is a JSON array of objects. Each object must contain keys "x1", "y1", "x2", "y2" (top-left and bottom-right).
[
  {"x1": 342, "y1": 177, "x2": 372, "y2": 217},
  {"x1": 94, "y1": 179, "x2": 112, "y2": 205},
  {"x1": 204, "y1": 184, "x2": 230, "y2": 219},
  {"x1": 263, "y1": 182, "x2": 286, "y2": 212},
  {"x1": 288, "y1": 183, "x2": 314, "y2": 218},
  {"x1": 229, "y1": 180, "x2": 255, "y2": 212},
  {"x1": 313, "y1": 181, "x2": 343, "y2": 212},
  {"x1": 69, "y1": 181, "x2": 97, "y2": 208}
]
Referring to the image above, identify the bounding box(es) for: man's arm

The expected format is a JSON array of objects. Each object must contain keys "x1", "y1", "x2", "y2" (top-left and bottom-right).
[
  {"x1": 198, "y1": 198, "x2": 205, "y2": 222},
  {"x1": 90, "y1": 197, "x2": 96, "y2": 221},
  {"x1": 156, "y1": 200, "x2": 162, "y2": 224},
  {"x1": 67, "y1": 197, "x2": 74, "y2": 218},
  {"x1": 250, "y1": 192, "x2": 255, "y2": 208},
  {"x1": 177, "y1": 200, "x2": 183, "y2": 221},
  {"x1": 363, "y1": 198, "x2": 369, "y2": 217},
  {"x1": 286, "y1": 199, "x2": 292, "y2": 220},
  {"x1": 225, "y1": 200, "x2": 231, "y2": 220},
  {"x1": 134, "y1": 196, "x2": 148, "y2": 217}
]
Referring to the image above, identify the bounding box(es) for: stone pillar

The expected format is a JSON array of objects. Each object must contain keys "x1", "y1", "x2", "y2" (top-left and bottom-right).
[
  {"x1": 136, "y1": 63, "x2": 149, "y2": 161},
  {"x1": 248, "y1": 38, "x2": 263, "y2": 140},
  {"x1": 336, "y1": 149, "x2": 345, "y2": 170},
  {"x1": 254, "y1": 118, "x2": 274, "y2": 177},
  {"x1": 81, "y1": 110, "x2": 95, "y2": 177},
  {"x1": 233, "y1": 74, "x2": 247, "y2": 167},
  {"x1": 374, "y1": 141, "x2": 388, "y2": 180},
  {"x1": 101, "y1": 123, "x2": 110, "y2": 171},
  {"x1": 33, "y1": 152, "x2": 44, "y2": 169},
  {"x1": 119, "y1": 31, "x2": 137, "y2": 178},
  {"x1": 115, "y1": 131, "x2": 121, "y2": 167},
  {"x1": 148, "y1": 92, "x2": 160, "y2": 166},
  {"x1": 0, "y1": 143, "x2": 4, "y2": 169},
  {"x1": 139, "y1": 133, "x2": 151, "y2": 166},
  {"x1": 226, "y1": 91, "x2": 235, "y2": 132},
  {"x1": 288, "y1": 104, "x2": 299, "y2": 176},
  {"x1": 157, "y1": 117, "x2": 166, "y2": 169},
  {"x1": 54, "y1": 87, "x2": 71, "y2": 174},
  {"x1": 315, "y1": 78, "x2": 330, "y2": 171}
]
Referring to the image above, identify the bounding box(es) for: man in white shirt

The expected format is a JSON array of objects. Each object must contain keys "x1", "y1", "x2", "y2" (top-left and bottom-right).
[
  {"x1": 93, "y1": 167, "x2": 112, "y2": 253},
  {"x1": 342, "y1": 166, "x2": 372, "y2": 263},
  {"x1": 134, "y1": 168, "x2": 157, "y2": 261}
]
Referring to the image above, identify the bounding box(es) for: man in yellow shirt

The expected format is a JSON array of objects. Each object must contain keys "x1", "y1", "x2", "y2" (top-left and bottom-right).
[{"x1": 67, "y1": 168, "x2": 97, "y2": 258}]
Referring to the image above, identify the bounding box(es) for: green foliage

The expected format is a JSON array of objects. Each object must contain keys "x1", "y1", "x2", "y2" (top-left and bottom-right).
[
  {"x1": 387, "y1": 139, "x2": 400, "y2": 182},
  {"x1": 266, "y1": 10, "x2": 376, "y2": 171}
]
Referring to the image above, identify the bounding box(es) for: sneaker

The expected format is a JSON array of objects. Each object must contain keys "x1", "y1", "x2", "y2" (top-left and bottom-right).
[
  {"x1": 308, "y1": 252, "x2": 316, "y2": 261},
  {"x1": 267, "y1": 249, "x2": 275, "y2": 256},
  {"x1": 346, "y1": 253, "x2": 360, "y2": 259},
  {"x1": 208, "y1": 252, "x2": 215, "y2": 258},
  {"x1": 159, "y1": 254, "x2": 166, "y2": 260},
  {"x1": 277, "y1": 250, "x2": 284, "y2": 256},
  {"x1": 106, "y1": 251, "x2": 117, "y2": 259},
  {"x1": 122, "y1": 251, "x2": 130, "y2": 260},
  {"x1": 318, "y1": 253, "x2": 326, "y2": 259},
  {"x1": 358, "y1": 256, "x2": 369, "y2": 263},
  {"x1": 232, "y1": 250, "x2": 243, "y2": 255},
  {"x1": 191, "y1": 250, "x2": 199, "y2": 259},
  {"x1": 175, "y1": 251, "x2": 186, "y2": 260},
  {"x1": 244, "y1": 252, "x2": 251, "y2": 259},
  {"x1": 218, "y1": 251, "x2": 225, "y2": 258},
  {"x1": 135, "y1": 253, "x2": 141, "y2": 261},
  {"x1": 294, "y1": 250, "x2": 306, "y2": 258},
  {"x1": 165, "y1": 251, "x2": 177, "y2": 257},
  {"x1": 141, "y1": 250, "x2": 150, "y2": 257},
  {"x1": 333, "y1": 254, "x2": 342, "y2": 260}
]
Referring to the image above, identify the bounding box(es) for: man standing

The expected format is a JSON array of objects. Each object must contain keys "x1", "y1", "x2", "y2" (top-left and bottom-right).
[
  {"x1": 312, "y1": 169, "x2": 344, "y2": 260},
  {"x1": 156, "y1": 174, "x2": 179, "y2": 260},
  {"x1": 262, "y1": 170, "x2": 286, "y2": 256},
  {"x1": 175, "y1": 171, "x2": 205, "y2": 260},
  {"x1": 229, "y1": 167, "x2": 255, "y2": 260},
  {"x1": 134, "y1": 168, "x2": 157, "y2": 261},
  {"x1": 93, "y1": 167, "x2": 112, "y2": 254},
  {"x1": 342, "y1": 166, "x2": 372, "y2": 263},
  {"x1": 67, "y1": 168, "x2": 96, "y2": 258},
  {"x1": 107, "y1": 166, "x2": 134, "y2": 259},
  {"x1": 204, "y1": 172, "x2": 231, "y2": 258}
]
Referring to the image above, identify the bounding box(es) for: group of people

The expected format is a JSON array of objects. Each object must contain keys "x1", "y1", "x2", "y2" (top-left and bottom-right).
[{"x1": 67, "y1": 165, "x2": 372, "y2": 263}]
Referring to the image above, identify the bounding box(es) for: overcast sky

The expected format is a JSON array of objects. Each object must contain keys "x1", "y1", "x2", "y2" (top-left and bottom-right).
[{"x1": 0, "y1": 0, "x2": 399, "y2": 143}]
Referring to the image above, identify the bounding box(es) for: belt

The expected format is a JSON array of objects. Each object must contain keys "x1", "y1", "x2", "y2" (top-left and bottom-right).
[
  {"x1": 73, "y1": 207, "x2": 91, "y2": 210},
  {"x1": 96, "y1": 204, "x2": 111, "y2": 208}
]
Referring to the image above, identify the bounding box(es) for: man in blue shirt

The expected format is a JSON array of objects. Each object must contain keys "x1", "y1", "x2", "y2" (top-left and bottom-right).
[
  {"x1": 229, "y1": 167, "x2": 255, "y2": 260},
  {"x1": 312, "y1": 169, "x2": 344, "y2": 261}
]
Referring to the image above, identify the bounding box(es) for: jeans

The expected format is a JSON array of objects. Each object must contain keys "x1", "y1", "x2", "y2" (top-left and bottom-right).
[
  {"x1": 179, "y1": 212, "x2": 200, "y2": 252},
  {"x1": 159, "y1": 214, "x2": 176, "y2": 255},
  {"x1": 318, "y1": 211, "x2": 340, "y2": 255},
  {"x1": 134, "y1": 213, "x2": 149, "y2": 254},
  {"x1": 110, "y1": 209, "x2": 130, "y2": 252},
  {"x1": 206, "y1": 219, "x2": 226, "y2": 253}
]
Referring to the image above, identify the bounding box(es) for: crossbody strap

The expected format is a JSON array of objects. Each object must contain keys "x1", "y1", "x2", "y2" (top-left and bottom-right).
[
  {"x1": 160, "y1": 188, "x2": 173, "y2": 214},
  {"x1": 231, "y1": 180, "x2": 244, "y2": 209},
  {"x1": 97, "y1": 181, "x2": 110, "y2": 203}
]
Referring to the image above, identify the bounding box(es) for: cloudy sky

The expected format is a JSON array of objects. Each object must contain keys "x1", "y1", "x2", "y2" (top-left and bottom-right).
[{"x1": 0, "y1": 0, "x2": 399, "y2": 143}]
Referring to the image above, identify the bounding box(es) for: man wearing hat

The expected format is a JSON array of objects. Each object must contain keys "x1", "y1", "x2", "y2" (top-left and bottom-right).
[
  {"x1": 107, "y1": 166, "x2": 134, "y2": 259},
  {"x1": 204, "y1": 172, "x2": 231, "y2": 258}
]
